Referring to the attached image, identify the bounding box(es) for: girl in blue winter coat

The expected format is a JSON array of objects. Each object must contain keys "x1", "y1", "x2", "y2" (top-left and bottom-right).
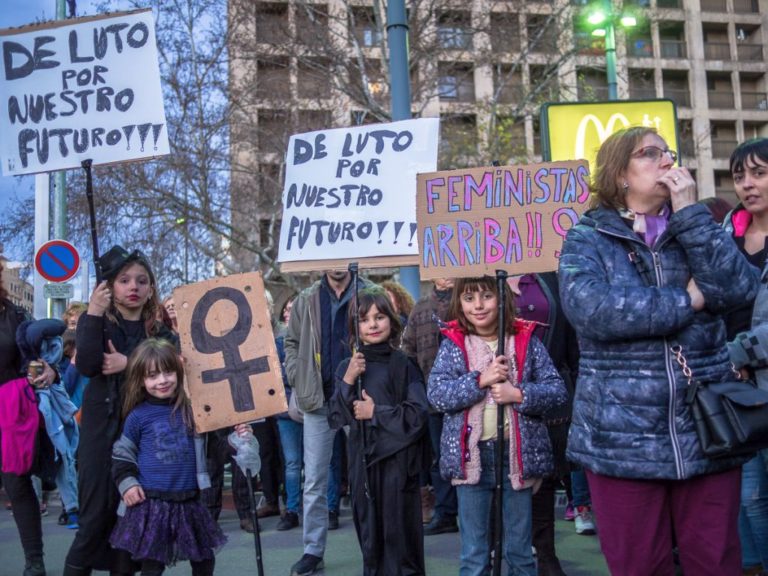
[{"x1": 428, "y1": 277, "x2": 567, "y2": 576}]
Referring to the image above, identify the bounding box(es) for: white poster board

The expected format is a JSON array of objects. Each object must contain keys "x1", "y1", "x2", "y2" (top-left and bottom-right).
[
  {"x1": 0, "y1": 9, "x2": 170, "y2": 176},
  {"x1": 277, "y1": 118, "x2": 439, "y2": 265}
]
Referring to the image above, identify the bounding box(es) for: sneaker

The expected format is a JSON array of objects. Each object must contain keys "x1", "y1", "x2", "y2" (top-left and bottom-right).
[
  {"x1": 240, "y1": 518, "x2": 255, "y2": 533},
  {"x1": 574, "y1": 505, "x2": 596, "y2": 535},
  {"x1": 58, "y1": 510, "x2": 68, "y2": 525},
  {"x1": 23, "y1": 558, "x2": 46, "y2": 576},
  {"x1": 423, "y1": 514, "x2": 459, "y2": 535},
  {"x1": 39, "y1": 503, "x2": 48, "y2": 517},
  {"x1": 328, "y1": 509, "x2": 339, "y2": 530},
  {"x1": 563, "y1": 501, "x2": 575, "y2": 521},
  {"x1": 66, "y1": 512, "x2": 79, "y2": 530},
  {"x1": 290, "y1": 553, "x2": 324, "y2": 576},
  {"x1": 276, "y1": 511, "x2": 299, "y2": 531},
  {"x1": 256, "y1": 502, "x2": 280, "y2": 518}
]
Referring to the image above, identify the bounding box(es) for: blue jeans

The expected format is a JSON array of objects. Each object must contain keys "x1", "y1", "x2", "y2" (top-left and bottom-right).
[
  {"x1": 571, "y1": 468, "x2": 591, "y2": 507},
  {"x1": 277, "y1": 418, "x2": 303, "y2": 514},
  {"x1": 739, "y1": 450, "x2": 768, "y2": 568},
  {"x1": 457, "y1": 441, "x2": 536, "y2": 576}
]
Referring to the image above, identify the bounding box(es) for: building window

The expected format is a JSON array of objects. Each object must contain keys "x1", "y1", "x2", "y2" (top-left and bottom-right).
[
  {"x1": 438, "y1": 63, "x2": 475, "y2": 102},
  {"x1": 527, "y1": 15, "x2": 558, "y2": 54},
  {"x1": 256, "y1": 59, "x2": 290, "y2": 100},
  {"x1": 295, "y1": 4, "x2": 329, "y2": 46},
  {"x1": 437, "y1": 12, "x2": 473, "y2": 50},
  {"x1": 491, "y1": 12, "x2": 521, "y2": 53},
  {"x1": 258, "y1": 110, "x2": 290, "y2": 157},
  {"x1": 350, "y1": 7, "x2": 382, "y2": 47},
  {"x1": 255, "y1": 3, "x2": 288, "y2": 45},
  {"x1": 297, "y1": 58, "x2": 331, "y2": 99}
]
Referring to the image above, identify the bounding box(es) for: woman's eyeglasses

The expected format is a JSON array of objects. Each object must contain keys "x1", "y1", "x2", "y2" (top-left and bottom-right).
[{"x1": 631, "y1": 146, "x2": 678, "y2": 163}]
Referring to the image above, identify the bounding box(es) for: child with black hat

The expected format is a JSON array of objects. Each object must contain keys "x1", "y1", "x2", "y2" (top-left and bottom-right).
[{"x1": 63, "y1": 246, "x2": 177, "y2": 576}]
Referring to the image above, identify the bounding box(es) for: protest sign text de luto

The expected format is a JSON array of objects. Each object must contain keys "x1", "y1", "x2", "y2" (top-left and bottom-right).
[
  {"x1": 417, "y1": 161, "x2": 590, "y2": 279},
  {"x1": 0, "y1": 9, "x2": 170, "y2": 175},
  {"x1": 278, "y1": 118, "x2": 439, "y2": 266}
]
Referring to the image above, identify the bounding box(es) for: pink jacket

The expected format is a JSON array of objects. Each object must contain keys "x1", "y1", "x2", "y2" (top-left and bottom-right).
[{"x1": 0, "y1": 378, "x2": 39, "y2": 474}]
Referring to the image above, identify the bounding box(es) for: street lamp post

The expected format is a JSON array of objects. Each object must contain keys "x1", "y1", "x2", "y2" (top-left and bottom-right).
[{"x1": 586, "y1": 1, "x2": 636, "y2": 102}]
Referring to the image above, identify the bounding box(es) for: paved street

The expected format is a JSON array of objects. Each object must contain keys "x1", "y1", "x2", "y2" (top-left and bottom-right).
[{"x1": 0, "y1": 491, "x2": 609, "y2": 575}]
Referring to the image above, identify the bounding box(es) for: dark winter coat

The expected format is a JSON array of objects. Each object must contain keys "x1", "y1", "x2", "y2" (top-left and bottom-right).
[
  {"x1": 558, "y1": 203, "x2": 760, "y2": 480},
  {"x1": 428, "y1": 319, "x2": 567, "y2": 487}
]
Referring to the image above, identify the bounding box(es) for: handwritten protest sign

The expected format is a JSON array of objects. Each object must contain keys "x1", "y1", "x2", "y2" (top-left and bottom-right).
[
  {"x1": 278, "y1": 118, "x2": 439, "y2": 272},
  {"x1": 417, "y1": 160, "x2": 591, "y2": 280},
  {"x1": 0, "y1": 9, "x2": 169, "y2": 176},
  {"x1": 174, "y1": 273, "x2": 286, "y2": 434}
]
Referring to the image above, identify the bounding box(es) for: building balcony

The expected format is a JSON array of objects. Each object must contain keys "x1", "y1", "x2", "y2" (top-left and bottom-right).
[
  {"x1": 629, "y1": 86, "x2": 657, "y2": 100},
  {"x1": 664, "y1": 87, "x2": 691, "y2": 107},
  {"x1": 741, "y1": 91, "x2": 768, "y2": 110},
  {"x1": 712, "y1": 139, "x2": 739, "y2": 158},
  {"x1": 701, "y1": 0, "x2": 727, "y2": 11},
  {"x1": 733, "y1": 0, "x2": 759, "y2": 13},
  {"x1": 704, "y1": 42, "x2": 731, "y2": 60},
  {"x1": 627, "y1": 39, "x2": 654, "y2": 58},
  {"x1": 709, "y1": 91, "x2": 736, "y2": 108},
  {"x1": 737, "y1": 44, "x2": 763, "y2": 61},
  {"x1": 659, "y1": 40, "x2": 687, "y2": 59}
]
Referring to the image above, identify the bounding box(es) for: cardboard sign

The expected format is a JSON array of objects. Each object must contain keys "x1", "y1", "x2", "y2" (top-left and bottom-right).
[
  {"x1": 174, "y1": 272, "x2": 286, "y2": 433},
  {"x1": 417, "y1": 160, "x2": 591, "y2": 280},
  {"x1": 0, "y1": 9, "x2": 170, "y2": 176},
  {"x1": 277, "y1": 118, "x2": 439, "y2": 271}
]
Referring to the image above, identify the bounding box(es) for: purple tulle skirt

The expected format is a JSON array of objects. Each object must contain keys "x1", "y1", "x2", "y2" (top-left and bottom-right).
[{"x1": 110, "y1": 497, "x2": 226, "y2": 565}]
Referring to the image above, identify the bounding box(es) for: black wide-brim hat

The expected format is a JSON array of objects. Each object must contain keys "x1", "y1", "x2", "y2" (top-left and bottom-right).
[{"x1": 98, "y1": 245, "x2": 156, "y2": 284}]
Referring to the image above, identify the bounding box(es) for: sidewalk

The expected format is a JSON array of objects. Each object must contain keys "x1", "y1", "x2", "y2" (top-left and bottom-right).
[{"x1": 0, "y1": 491, "x2": 609, "y2": 575}]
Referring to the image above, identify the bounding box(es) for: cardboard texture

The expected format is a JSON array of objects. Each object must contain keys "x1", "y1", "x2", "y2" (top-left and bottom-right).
[
  {"x1": 417, "y1": 160, "x2": 591, "y2": 280},
  {"x1": 174, "y1": 272, "x2": 287, "y2": 433}
]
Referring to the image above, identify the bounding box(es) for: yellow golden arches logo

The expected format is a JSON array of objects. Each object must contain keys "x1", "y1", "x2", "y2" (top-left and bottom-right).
[{"x1": 574, "y1": 113, "x2": 631, "y2": 160}]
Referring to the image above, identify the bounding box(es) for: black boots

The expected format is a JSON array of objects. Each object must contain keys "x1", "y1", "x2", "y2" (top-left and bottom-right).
[
  {"x1": 62, "y1": 564, "x2": 91, "y2": 576},
  {"x1": 23, "y1": 556, "x2": 46, "y2": 576}
]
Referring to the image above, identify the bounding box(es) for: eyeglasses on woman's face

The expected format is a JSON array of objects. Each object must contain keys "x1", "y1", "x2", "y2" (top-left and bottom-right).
[{"x1": 631, "y1": 146, "x2": 678, "y2": 163}]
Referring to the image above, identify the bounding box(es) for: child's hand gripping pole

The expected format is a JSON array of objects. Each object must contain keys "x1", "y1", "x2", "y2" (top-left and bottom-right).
[
  {"x1": 228, "y1": 425, "x2": 265, "y2": 576},
  {"x1": 493, "y1": 269, "x2": 508, "y2": 576}
]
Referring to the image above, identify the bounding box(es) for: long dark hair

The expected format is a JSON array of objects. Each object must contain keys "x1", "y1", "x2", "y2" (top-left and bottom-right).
[
  {"x1": 448, "y1": 276, "x2": 516, "y2": 335},
  {"x1": 347, "y1": 286, "x2": 403, "y2": 349},
  {"x1": 122, "y1": 339, "x2": 191, "y2": 428}
]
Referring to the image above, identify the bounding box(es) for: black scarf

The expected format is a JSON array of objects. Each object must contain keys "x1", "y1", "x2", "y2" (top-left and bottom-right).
[{"x1": 359, "y1": 343, "x2": 409, "y2": 403}]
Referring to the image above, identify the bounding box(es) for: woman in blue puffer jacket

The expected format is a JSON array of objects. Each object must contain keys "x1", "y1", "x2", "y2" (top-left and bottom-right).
[{"x1": 558, "y1": 126, "x2": 760, "y2": 576}]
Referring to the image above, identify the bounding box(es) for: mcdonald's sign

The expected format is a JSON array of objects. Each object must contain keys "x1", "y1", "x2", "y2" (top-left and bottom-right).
[{"x1": 540, "y1": 100, "x2": 679, "y2": 172}]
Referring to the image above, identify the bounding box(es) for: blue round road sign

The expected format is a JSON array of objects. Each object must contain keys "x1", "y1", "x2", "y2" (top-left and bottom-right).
[{"x1": 35, "y1": 240, "x2": 80, "y2": 283}]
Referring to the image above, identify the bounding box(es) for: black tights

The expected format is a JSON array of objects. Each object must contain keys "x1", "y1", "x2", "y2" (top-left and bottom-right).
[
  {"x1": 2, "y1": 471, "x2": 43, "y2": 560},
  {"x1": 140, "y1": 558, "x2": 215, "y2": 576}
]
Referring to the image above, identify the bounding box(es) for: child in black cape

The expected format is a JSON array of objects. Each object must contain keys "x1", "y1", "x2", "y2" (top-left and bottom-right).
[{"x1": 329, "y1": 286, "x2": 430, "y2": 575}]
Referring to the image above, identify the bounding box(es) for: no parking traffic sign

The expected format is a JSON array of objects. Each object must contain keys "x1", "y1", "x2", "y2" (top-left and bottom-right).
[{"x1": 35, "y1": 240, "x2": 80, "y2": 283}]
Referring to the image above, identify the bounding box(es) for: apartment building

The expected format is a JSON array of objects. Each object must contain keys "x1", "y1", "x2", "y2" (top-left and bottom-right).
[
  {"x1": 0, "y1": 251, "x2": 34, "y2": 313},
  {"x1": 228, "y1": 0, "x2": 768, "y2": 268}
]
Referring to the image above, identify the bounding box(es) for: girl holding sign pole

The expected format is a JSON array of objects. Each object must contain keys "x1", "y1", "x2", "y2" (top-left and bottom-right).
[
  {"x1": 109, "y1": 339, "x2": 231, "y2": 576},
  {"x1": 329, "y1": 287, "x2": 430, "y2": 575},
  {"x1": 427, "y1": 277, "x2": 566, "y2": 576},
  {"x1": 64, "y1": 246, "x2": 176, "y2": 576}
]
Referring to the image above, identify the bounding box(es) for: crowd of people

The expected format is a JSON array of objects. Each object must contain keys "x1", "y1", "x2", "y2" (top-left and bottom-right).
[{"x1": 1, "y1": 129, "x2": 767, "y2": 576}]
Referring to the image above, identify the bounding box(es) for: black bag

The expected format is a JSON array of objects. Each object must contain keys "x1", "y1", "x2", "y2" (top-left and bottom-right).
[{"x1": 672, "y1": 345, "x2": 768, "y2": 459}]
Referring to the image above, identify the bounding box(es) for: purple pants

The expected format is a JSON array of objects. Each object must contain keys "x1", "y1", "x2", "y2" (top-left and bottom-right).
[{"x1": 586, "y1": 467, "x2": 742, "y2": 576}]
